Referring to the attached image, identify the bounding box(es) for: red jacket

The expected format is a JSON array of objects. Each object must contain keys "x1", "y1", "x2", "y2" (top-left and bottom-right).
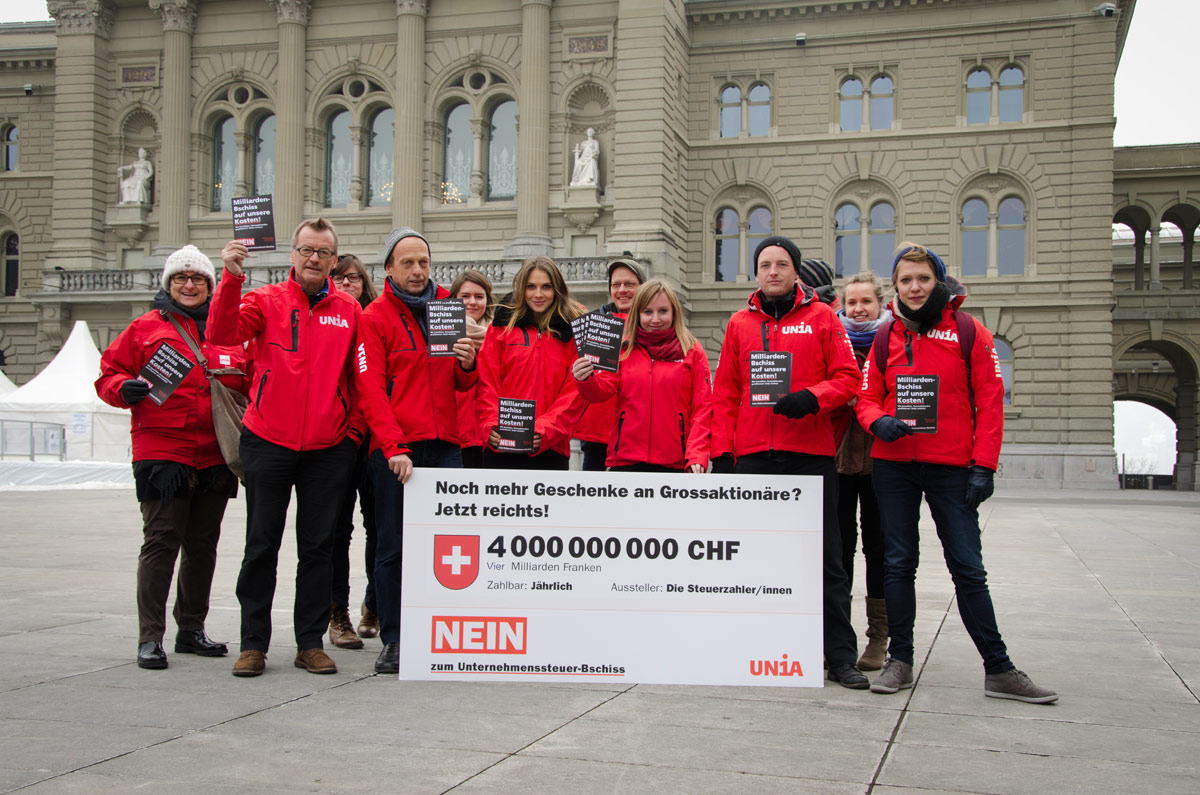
[
  {"x1": 573, "y1": 305, "x2": 627, "y2": 445},
  {"x1": 475, "y1": 312, "x2": 587, "y2": 458},
  {"x1": 578, "y1": 340, "x2": 713, "y2": 470},
  {"x1": 355, "y1": 285, "x2": 478, "y2": 458},
  {"x1": 711, "y1": 285, "x2": 860, "y2": 459},
  {"x1": 855, "y1": 292, "x2": 1005, "y2": 470},
  {"x1": 208, "y1": 267, "x2": 362, "y2": 452},
  {"x1": 96, "y1": 309, "x2": 249, "y2": 467},
  {"x1": 456, "y1": 384, "x2": 483, "y2": 448}
]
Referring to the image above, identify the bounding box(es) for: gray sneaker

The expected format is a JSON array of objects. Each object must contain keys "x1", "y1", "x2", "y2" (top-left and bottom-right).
[
  {"x1": 870, "y1": 658, "x2": 914, "y2": 694},
  {"x1": 984, "y1": 669, "x2": 1057, "y2": 703}
]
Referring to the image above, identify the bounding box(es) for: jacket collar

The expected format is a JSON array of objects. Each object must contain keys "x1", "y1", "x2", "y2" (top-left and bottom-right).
[{"x1": 747, "y1": 282, "x2": 815, "y2": 316}]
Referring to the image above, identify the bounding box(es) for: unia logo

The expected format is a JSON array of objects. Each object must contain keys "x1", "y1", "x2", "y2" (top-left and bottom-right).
[
  {"x1": 927, "y1": 328, "x2": 959, "y2": 342},
  {"x1": 780, "y1": 323, "x2": 813, "y2": 335},
  {"x1": 356, "y1": 342, "x2": 368, "y2": 373},
  {"x1": 320, "y1": 315, "x2": 350, "y2": 329},
  {"x1": 750, "y1": 653, "x2": 803, "y2": 677}
]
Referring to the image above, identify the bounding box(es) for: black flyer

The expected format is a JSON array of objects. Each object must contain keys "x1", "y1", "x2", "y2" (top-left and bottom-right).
[
  {"x1": 496, "y1": 398, "x2": 536, "y2": 453},
  {"x1": 426, "y1": 299, "x2": 466, "y2": 357},
  {"x1": 748, "y1": 351, "x2": 792, "y2": 407},
  {"x1": 894, "y1": 374, "x2": 939, "y2": 433},
  {"x1": 575, "y1": 311, "x2": 624, "y2": 373},
  {"x1": 231, "y1": 196, "x2": 277, "y2": 252},
  {"x1": 137, "y1": 341, "x2": 197, "y2": 406}
]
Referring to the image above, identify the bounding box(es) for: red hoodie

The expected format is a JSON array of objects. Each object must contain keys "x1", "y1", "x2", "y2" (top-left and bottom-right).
[
  {"x1": 355, "y1": 285, "x2": 478, "y2": 458},
  {"x1": 711, "y1": 285, "x2": 860, "y2": 459},
  {"x1": 573, "y1": 306, "x2": 628, "y2": 445},
  {"x1": 578, "y1": 340, "x2": 712, "y2": 470},
  {"x1": 208, "y1": 267, "x2": 362, "y2": 452},
  {"x1": 855, "y1": 289, "x2": 1005, "y2": 470}
]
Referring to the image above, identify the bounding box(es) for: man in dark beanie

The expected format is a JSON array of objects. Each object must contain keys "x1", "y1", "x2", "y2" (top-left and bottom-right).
[
  {"x1": 797, "y1": 258, "x2": 839, "y2": 308},
  {"x1": 711, "y1": 234, "x2": 869, "y2": 689}
]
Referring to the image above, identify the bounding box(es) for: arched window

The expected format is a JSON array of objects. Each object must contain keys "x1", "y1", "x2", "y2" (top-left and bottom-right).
[
  {"x1": 2, "y1": 125, "x2": 16, "y2": 172},
  {"x1": 252, "y1": 114, "x2": 275, "y2": 197},
  {"x1": 719, "y1": 85, "x2": 741, "y2": 139},
  {"x1": 367, "y1": 107, "x2": 394, "y2": 207},
  {"x1": 715, "y1": 208, "x2": 740, "y2": 282},
  {"x1": 870, "y1": 76, "x2": 894, "y2": 130},
  {"x1": 839, "y1": 78, "x2": 863, "y2": 132},
  {"x1": 747, "y1": 206, "x2": 773, "y2": 265},
  {"x1": 966, "y1": 69, "x2": 991, "y2": 125},
  {"x1": 834, "y1": 203, "x2": 861, "y2": 277},
  {"x1": 487, "y1": 100, "x2": 517, "y2": 200},
  {"x1": 998, "y1": 66, "x2": 1024, "y2": 123},
  {"x1": 324, "y1": 110, "x2": 351, "y2": 208},
  {"x1": 993, "y1": 336, "x2": 1014, "y2": 405},
  {"x1": 869, "y1": 202, "x2": 896, "y2": 276},
  {"x1": 747, "y1": 83, "x2": 771, "y2": 137},
  {"x1": 442, "y1": 103, "x2": 472, "y2": 205},
  {"x1": 3, "y1": 233, "x2": 17, "y2": 297},
  {"x1": 997, "y1": 197, "x2": 1026, "y2": 275},
  {"x1": 961, "y1": 198, "x2": 989, "y2": 276},
  {"x1": 210, "y1": 115, "x2": 235, "y2": 211}
]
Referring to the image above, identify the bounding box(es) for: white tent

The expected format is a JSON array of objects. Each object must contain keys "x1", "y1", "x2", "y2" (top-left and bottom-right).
[
  {"x1": 0, "y1": 368, "x2": 15, "y2": 397},
  {"x1": 0, "y1": 321, "x2": 130, "y2": 462}
]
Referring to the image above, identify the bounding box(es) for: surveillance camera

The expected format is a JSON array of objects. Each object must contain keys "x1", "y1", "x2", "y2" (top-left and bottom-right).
[
  {"x1": 1093, "y1": 3, "x2": 1116, "y2": 17},
  {"x1": 23, "y1": 84, "x2": 33, "y2": 96},
  {"x1": 795, "y1": 32, "x2": 806, "y2": 46}
]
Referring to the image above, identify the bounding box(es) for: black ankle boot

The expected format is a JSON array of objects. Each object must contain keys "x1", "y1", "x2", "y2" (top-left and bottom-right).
[
  {"x1": 175, "y1": 629, "x2": 229, "y2": 657},
  {"x1": 137, "y1": 641, "x2": 168, "y2": 669}
]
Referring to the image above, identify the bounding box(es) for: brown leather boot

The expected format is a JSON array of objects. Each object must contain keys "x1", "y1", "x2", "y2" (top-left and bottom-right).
[
  {"x1": 329, "y1": 604, "x2": 364, "y2": 649},
  {"x1": 857, "y1": 597, "x2": 889, "y2": 671},
  {"x1": 357, "y1": 601, "x2": 379, "y2": 639}
]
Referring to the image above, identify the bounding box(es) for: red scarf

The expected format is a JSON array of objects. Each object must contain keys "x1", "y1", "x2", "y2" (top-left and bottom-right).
[{"x1": 636, "y1": 327, "x2": 684, "y2": 361}]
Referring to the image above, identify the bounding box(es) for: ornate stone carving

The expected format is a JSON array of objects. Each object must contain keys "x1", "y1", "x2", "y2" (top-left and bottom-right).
[
  {"x1": 268, "y1": 0, "x2": 311, "y2": 26},
  {"x1": 230, "y1": 67, "x2": 244, "y2": 81},
  {"x1": 48, "y1": 0, "x2": 115, "y2": 38},
  {"x1": 569, "y1": 128, "x2": 600, "y2": 187},
  {"x1": 981, "y1": 177, "x2": 1016, "y2": 195},
  {"x1": 347, "y1": 56, "x2": 361, "y2": 75},
  {"x1": 148, "y1": 0, "x2": 197, "y2": 34},
  {"x1": 395, "y1": 0, "x2": 428, "y2": 16},
  {"x1": 117, "y1": 148, "x2": 154, "y2": 204}
]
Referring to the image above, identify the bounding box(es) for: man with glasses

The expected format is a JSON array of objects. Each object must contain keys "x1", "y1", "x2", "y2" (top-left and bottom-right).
[{"x1": 212, "y1": 218, "x2": 363, "y2": 677}]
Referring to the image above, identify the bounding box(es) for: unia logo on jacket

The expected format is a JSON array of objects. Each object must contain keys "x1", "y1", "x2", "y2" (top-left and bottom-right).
[
  {"x1": 356, "y1": 342, "x2": 368, "y2": 373},
  {"x1": 927, "y1": 328, "x2": 959, "y2": 342},
  {"x1": 320, "y1": 315, "x2": 350, "y2": 329},
  {"x1": 780, "y1": 323, "x2": 813, "y2": 335}
]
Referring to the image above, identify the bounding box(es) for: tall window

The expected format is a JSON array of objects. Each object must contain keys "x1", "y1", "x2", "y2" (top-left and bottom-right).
[
  {"x1": 869, "y1": 202, "x2": 896, "y2": 276},
  {"x1": 966, "y1": 69, "x2": 991, "y2": 124},
  {"x1": 252, "y1": 114, "x2": 275, "y2": 197},
  {"x1": 713, "y1": 204, "x2": 773, "y2": 282},
  {"x1": 997, "y1": 197, "x2": 1026, "y2": 275},
  {"x1": 965, "y1": 63, "x2": 1025, "y2": 125},
  {"x1": 961, "y1": 198, "x2": 989, "y2": 276},
  {"x1": 715, "y1": 208, "x2": 740, "y2": 282},
  {"x1": 367, "y1": 107, "x2": 394, "y2": 206},
  {"x1": 747, "y1": 83, "x2": 771, "y2": 137},
  {"x1": 719, "y1": 85, "x2": 741, "y2": 138},
  {"x1": 870, "y1": 76, "x2": 894, "y2": 130},
  {"x1": 210, "y1": 115, "x2": 236, "y2": 211},
  {"x1": 325, "y1": 110, "x2": 351, "y2": 208},
  {"x1": 839, "y1": 79, "x2": 863, "y2": 132},
  {"x1": 834, "y1": 203, "x2": 861, "y2": 277},
  {"x1": 442, "y1": 103, "x2": 472, "y2": 204},
  {"x1": 993, "y1": 337, "x2": 1014, "y2": 405},
  {"x1": 960, "y1": 194, "x2": 1027, "y2": 277},
  {"x1": 3, "y1": 233, "x2": 17, "y2": 297},
  {"x1": 998, "y1": 66, "x2": 1024, "y2": 123},
  {"x1": 487, "y1": 100, "x2": 517, "y2": 200},
  {"x1": 2, "y1": 125, "x2": 15, "y2": 171}
]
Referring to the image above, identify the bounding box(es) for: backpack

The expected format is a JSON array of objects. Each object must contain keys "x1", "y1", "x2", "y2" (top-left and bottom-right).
[{"x1": 871, "y1": 311, "x2": 978, "y2": 409}]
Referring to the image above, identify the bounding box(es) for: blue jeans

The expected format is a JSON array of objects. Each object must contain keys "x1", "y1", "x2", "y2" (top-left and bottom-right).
[
  {"x1": 872, "y1": 460, "x2": 1013, "y2": 674},
  {"x1": 370, "y1": 440, "x2": 463, "y2": 645}
]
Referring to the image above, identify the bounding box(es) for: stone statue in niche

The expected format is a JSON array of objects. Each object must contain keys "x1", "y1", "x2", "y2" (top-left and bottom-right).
[
  {"x1": 569, "y1": 128, "x2": 600, "y2": 187},
  {"x1": 118, "y1": 147, "x2": 154, "y2": 204}
]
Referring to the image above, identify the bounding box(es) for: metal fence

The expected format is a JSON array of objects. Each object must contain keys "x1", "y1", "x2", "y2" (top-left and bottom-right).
[{"x1": 0, "y1": 420, "x2": 67, "y2": 461}]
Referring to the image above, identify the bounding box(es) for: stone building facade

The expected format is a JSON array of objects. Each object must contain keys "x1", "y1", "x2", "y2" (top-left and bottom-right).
[{"x1": 4, "y1": 0, "x2": 1195, "y2": 489}]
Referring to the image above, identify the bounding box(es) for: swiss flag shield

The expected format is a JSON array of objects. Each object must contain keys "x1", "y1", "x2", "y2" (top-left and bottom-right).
[{"x1": 433, "y1": 535, "x2": 480, "y2": 590}]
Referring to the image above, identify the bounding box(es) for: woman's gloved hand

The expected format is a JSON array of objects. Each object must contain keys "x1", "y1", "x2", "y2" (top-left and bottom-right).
[
  {"x1": 869, "y1": 415, "x2": 914, "y2": 443},
  {"x1": 773, "y1": 389, "x2": 818, "y2": 419},
  {"x1": 120, "y1": 379, "x2": 151, "y2": 405},
  {"x1": 965, "y1": 465, "x2": 995, "y2": 509}
]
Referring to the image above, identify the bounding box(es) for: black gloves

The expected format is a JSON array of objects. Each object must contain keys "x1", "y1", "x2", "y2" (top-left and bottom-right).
[
  {"x1": 119, "y1": 378, "x2": 151, "y2": 405},
  {"x1": 710, "y1": 454, "x2": 735, "y2": 474},
  {"x1": 965, "y1": 465, "x2": 995, "y2": 509},
  {"x1": 870, "y1": 416, "x2": 914, "y2": 443},
  {"x1": 773, "y1": 389, "x2": 819, "y2": 419}
]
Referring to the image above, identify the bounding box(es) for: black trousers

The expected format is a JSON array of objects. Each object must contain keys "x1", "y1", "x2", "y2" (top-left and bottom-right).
[
  {"x1": 236, "y1": 429, "x2": 357, "y2": 653},
  {"x1": 837, "y1": 473, "x2": 884, "y2": 598},
  {"x1": 735, "y1": 451, "x2": 859, "y2": 668},
  {"x1": 330, "y1": 442, "x2": 376, "y2": 611},
  {"x1": 482, "y1": 448, "x2": 569, "y2": 470}
]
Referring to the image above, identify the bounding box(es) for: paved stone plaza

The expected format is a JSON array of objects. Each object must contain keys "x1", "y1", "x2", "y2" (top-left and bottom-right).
[{"x1": 0, "y1": 486, "x2": 1197, "y2": 793}]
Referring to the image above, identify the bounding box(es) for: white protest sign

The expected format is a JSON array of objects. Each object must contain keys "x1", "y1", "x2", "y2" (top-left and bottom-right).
[{"x1": 400, "y1": 468, "x2": 823, "y2": 686}]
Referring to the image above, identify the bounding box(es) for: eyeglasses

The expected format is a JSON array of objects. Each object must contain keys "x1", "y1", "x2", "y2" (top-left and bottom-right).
[
  {"x1": 293, "y1": 245, "x2": 337, "y2": 261},
  {"x1": 331, "y1": 273, "x2": 362, "y2": 284},
  {"x1": 170, "y1": 274, "x2": 208, "y2": 286}
]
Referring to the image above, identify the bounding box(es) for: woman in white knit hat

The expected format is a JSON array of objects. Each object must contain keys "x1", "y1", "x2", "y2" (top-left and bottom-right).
[{"x1": 96, "y1": 245, "x2": 250, "y2": 670}]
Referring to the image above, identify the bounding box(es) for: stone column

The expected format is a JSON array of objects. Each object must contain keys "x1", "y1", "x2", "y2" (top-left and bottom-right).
[
  {"x1": 1133, "y1": 229, "x2": 1145, "y2": 291},
  {"x1": 1182, "y1": 226, "x2": 1194, "y2": 290},
  {"x1": 270, "y1": 0, "x2": 309, "y2": 241},
  {"x1": 394, "y1": 1, "x2": 427, "y2": 227},
  {"x1": 1149, "y1": 220, "x2": 1162, "y2": 290},
  {"x1": 506, "y1": 0, "x2": 552, "y2": 258},
  {"x1": 149, "y1": 1, "x2": 195, "y2": 250},
  {"x1": 987, "y1": 210, "x2": 999, "y2": 278},
  {"x1": 858, "y1": 217, "x2": 870, "y2": 274},
  {"x1": 44, "y1": 0, "x2": 117, "y2": 274}
]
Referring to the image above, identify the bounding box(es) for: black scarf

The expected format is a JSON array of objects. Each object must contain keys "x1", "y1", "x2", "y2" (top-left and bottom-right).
[
  {"x1": 388, "y1": 276, "x2": 436, "y2": 341},
  {"x1": 153, "y1": 289, "x2": 209, "y2": 342},
  {"x1": 894, "y1": 283, "x2": 951, "y2": 335},
  {"x1": 492, "y1": 295, "x2": 575, "y2": 342}
]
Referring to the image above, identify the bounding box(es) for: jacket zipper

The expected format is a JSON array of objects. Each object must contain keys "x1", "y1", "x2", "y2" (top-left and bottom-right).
[
  {"x1": 614, "y1": 410, "x2": 625, "y2": 454},
  {"x1": 678, "y1": 412, "x2": 686, "y2": 459},
  {"x1": 255, "y1": 369, "x2": 270, "y2": 406}
]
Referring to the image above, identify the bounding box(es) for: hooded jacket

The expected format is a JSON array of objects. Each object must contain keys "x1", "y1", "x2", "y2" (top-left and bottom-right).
[
  {"x1": 573, "y1": 302, "x2": 627, "y2": 445},
  {"x1": 208, "y1": 266, "x2": 362, "y2": 452},
  {"x1": 97, "y1": 308, "x2": 249, "y2": 467},
  {"x1": 475, "y1": 304, "x2": 588, "y2": 458},
  {"x1": 355, "y1": 283, "x2": 478, "y2": 458},
  {"x1": 855, "y1": 283, "x2": 1005, "y2": 470},
  {"x1": 711, "y1": 283, "x2": 860, "y2": 459},
  {"x1": 578, "y1": 339, "x2": 712, "y2": 470}
]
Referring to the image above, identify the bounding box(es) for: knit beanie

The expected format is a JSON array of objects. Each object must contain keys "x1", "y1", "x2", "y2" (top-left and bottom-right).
[
  {"x1": 607, "y1": 258, "x2": 647, "y2": 285},
  {"x1": 797, "y1": 258, "x2": 834, "y2": 290},
  {"x1": 752, "y1": 235, "x2": 804, "y2": 275},
  {"x1": 892, "y1": 244, "x2": 948, "y2": 282},
  {"x1": 161, "y1": 245, "x2": 216, "y2": 291},
  {"x1": 381, "y1": 227, "x2": 429, "y2": 266}
]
